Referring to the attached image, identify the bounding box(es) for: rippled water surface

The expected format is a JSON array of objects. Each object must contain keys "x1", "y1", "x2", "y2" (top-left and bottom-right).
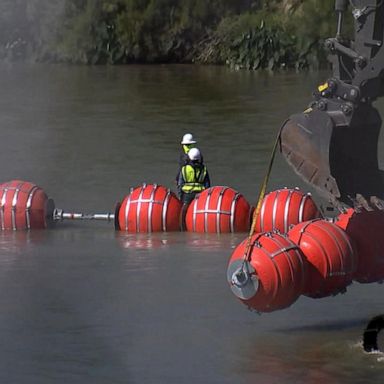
[{"x1": 1, "y1": 63, "x2": 384, "y2": 383}]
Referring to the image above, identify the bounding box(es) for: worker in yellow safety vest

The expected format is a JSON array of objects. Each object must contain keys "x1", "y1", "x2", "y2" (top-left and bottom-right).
[{"x1": 177, "y1": 147, "x2": 210, "y2": 230}]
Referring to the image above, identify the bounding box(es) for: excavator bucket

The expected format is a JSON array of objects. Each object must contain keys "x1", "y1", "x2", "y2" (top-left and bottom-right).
[
  {"x1": 279, "y1": 0, "x2": 384, "y2": 206},
  {"x1": 280, "y1": 107, "x2": 384, "y2": 205}
]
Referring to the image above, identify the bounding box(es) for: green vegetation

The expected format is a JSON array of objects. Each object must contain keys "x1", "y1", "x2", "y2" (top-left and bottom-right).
[
  {"x1": 198, "y1": 0, "x2": 337, "y2": 70},
  {"x1": 0, "y1": 0, "x2": 346, "y2": 70}
]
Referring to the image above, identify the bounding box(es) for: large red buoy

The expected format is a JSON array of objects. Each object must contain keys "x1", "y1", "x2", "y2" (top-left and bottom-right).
[
  {"x1": 117, "y1": 184, "x2": 182, "y2": 232},
  {"x1": 255, "y1": 188, "x2": 322, "y2": 233},
  {"x1": 0, "y1": 180, "x2": 53, "y2": 230},
  {"x1": 335, "y1": 208, "x2": 384, "y2": 283},
  {"x1": 185, "y1": 186, "x2": 252, "y2": 233},
  {"x1": 288, "y1": 219, "x2": 357, "y2": 298},
  {"x1": 227, "y1": 232, "x2": 306, "y2": 313}
]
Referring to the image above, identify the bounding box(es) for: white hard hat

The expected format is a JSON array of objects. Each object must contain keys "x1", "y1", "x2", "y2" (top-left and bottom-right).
[
  {"x1": 181, "y1": 133, "x2": 196, "y2": 145},
  {"x1": 188, "y1": 147, "x2": 201, "y2": 162}
]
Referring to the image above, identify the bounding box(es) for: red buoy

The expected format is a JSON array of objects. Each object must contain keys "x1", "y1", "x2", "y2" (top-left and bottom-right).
[
  {"x1": 0, "y1": 180, "x2": 53, "y2": 230},
  {"x1": 117, "y1": 184, "x2": 182, "y2": 232},
  {"x1": 227, "y1": 232, "x2": 306, "y2": 313},
  {"x1": 255, "y1": 188, "x2": 322, "y2": 233},
  {"x1": 336, "y1": 208, "x2": 384, "y2": 283},
  {"x1": 288, "y1": 219, "x2": 357, "y2": 298},
  {"x1": 185, "y1": 186, "x2": 252, "y2": 233}
]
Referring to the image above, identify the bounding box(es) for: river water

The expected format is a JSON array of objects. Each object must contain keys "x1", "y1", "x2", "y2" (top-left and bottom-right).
[{"x1": 0, "y1": 63, "x2": 384, "y2": 383}]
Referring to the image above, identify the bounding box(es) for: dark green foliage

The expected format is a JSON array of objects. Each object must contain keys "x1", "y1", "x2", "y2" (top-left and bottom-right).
[
  {"x1": 228, "y1": 26, "x2": 300, "y2": 70},
  {"x1": 0, "y1": 0, "x2": 348, "y2": 69},
  {"x1": 196, "y1": 13, "x2": 303, "y2": 70},
  {"x1": 54, "y1": 0, "x2": 254, "y2": 64},
  {"x1": 197, "y1": 1, "x2": 337, "y2": 70}
]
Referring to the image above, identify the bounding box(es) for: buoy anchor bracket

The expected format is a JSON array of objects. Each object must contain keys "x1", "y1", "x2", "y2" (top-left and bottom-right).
[
  {"x1": 232, "y1": 269, "x2": 249, "y2": 287},
  {"x1": 227, "y1": 260, "x2": 259, "y2": 300},
  {"x1": 53, "y1": 208, "x2": 64, "y2": 221}
]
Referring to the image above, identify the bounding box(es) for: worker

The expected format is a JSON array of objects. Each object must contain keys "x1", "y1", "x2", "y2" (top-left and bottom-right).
[
  {"x1": 176, "y1": 133, "x2": 205, "y2": 181},
  {"x1": 177, "y1": 147, "x2": 211, "y2": 230},
  {"x1": 179, "y1": 133, "x2": 197, "y2": 166}
]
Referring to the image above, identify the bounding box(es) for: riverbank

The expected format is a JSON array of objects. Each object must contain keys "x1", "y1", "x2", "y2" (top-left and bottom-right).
[{"x1": 0, "y1": 0, "x2": 340, "y2": 70}]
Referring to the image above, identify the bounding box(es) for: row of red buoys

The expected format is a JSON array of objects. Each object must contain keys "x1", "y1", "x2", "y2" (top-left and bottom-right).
[
  {"x1": 227, "y1": 188, "x2": 384, "y2": 313},
  {"x1": 0, "y1": 181, "x2": 322, "y2": 234},
  {"x1": 0, "y1": 180, "x2": 255, "y2": 233},
  {"x1": 115, "y1": 185, "x2": 322, "y2": 233},
  {"x1": 227, "y1": 218, "x2": 358, "y2": 313},
  {"x1": 3, "y1": 179, "x2": 384, "y2": 313},
  {"x1": 116, "y1": 184, "x2": 253, "y2": 233}
]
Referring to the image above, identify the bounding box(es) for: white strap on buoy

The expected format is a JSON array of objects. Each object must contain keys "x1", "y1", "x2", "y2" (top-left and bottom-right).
[{"x1": 26, "y1": 186, "x2": 39, "y2": 229}]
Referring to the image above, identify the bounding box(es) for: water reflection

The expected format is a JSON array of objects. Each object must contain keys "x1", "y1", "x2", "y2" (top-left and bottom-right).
[
  {"x1": 115, "y1": 232, "x2": 172, "y2": 250},
  {"x1": 0, "y1": 227, "x2": 245, "y2": 254},
  {"x1": 184, "y1": 232, "x2": 244, "y2": 252},
  {"x1": 115, "y1": 231, "x2": 243, "y2": 251},
  {"x1": 0, "y1": 230, "x2": 48, "y2": 253}
]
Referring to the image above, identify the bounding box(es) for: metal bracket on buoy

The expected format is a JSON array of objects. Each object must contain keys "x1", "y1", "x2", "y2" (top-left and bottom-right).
[{"x1": 227, "y1": 259, "x2": 259, "y2": 300}]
